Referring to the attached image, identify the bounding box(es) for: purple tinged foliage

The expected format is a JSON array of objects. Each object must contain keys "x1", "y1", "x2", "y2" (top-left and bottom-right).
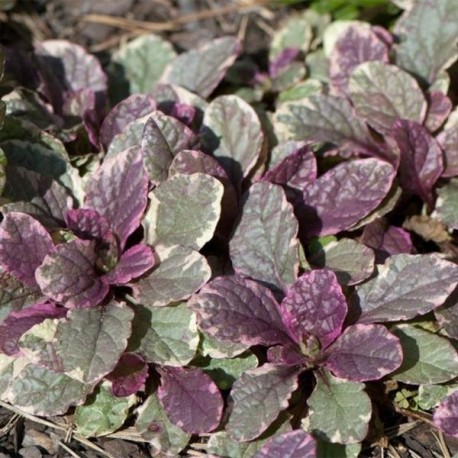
[
  {"x1": 157, "y1": 366, "x2": 223, "y2": 434},
  {"x1": 433, "y1": 391, "x2": 458, "y2": 437},
  {"x1": 65, "y1": 208, "x2": 111, "y2": 241},
  {"x1": 0, "y1": 212, "x2": 54, "y2": 288},
  {"x1": 85, "y1": 146, "x2": 148, "y2": 249},
  {"x1": 35, "y1": 239, "x2": 110, "y2": 308},
  {"x1": 101, "y1": 244, "x2": 155, "y2": 285},
  {"x1": 269, "y1": 48, "x2": 300, "y2": 79},
  {"x1": 301, "y1": 158, "x2": 395, "y2": 237},
  {"x1": 161, "y1": 36, "x2": 241, "y2": 98},
  {"x1": 227, "y1": 365, "x2": 300, "y2": 441},
  {"x1": 324, "y1": 324, "x2": 403, "y2": 381},
  {"x1": 425, "y1": 92, "x2": 453, "y2": 132},
  {"x1": 254, "y1": 430, "x2": 317, "y2": 458},
  {"x1": 438, "y1": 111, "x2": 458, "y2": 177},
  {"x1": 361, "y1": 218, "x2": 413, "y2": 258},
  {"x1": 107, "y1": 353, "x2": 149, "y2": 398},
  {"x1": 189, "y1": 275, "x2": 291, "y2": 347},
  {"x1": 392, "y1": 119, "x2": 444, "y2": 207},
  {"x1": 329, "y1": 25, "x2": 389, "y2": 96},
  {"x1": 261, "y1": 143, "x2": 317, "y2": 190},
  {"x1": 0, "y1": 302, "x2": 66, "y2": 356},
  {"x1": 280, "y1": 270, "x2": 347, "y2": 349},
  {"x1": 354, "y1": 254, "x2": 458, "y2": 324},
  {"x1": 99, "y1": 94, "x2": 156, "y2": 150}
]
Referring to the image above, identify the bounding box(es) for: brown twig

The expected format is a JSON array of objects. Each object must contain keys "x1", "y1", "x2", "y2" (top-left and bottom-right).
[{"x1": 83, "y1": 0, "x2": 271, "y2": 34}]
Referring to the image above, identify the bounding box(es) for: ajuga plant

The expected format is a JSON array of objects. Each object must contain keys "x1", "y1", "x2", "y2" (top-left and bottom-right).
[{"x1": 0, "y1": 0, "x2": 457, "y2": 455}]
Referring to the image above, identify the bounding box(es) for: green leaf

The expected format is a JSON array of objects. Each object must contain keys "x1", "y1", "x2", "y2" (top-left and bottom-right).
[
  {"x1": 113, "y1": 34, "x2": 176, "y2": 93},
  {"x1": 277, "y1": 79, "x2": 324, "y2": 105},
  {"x1": 308, "y1": 238, "x2": 374, "y2": 285},
  {"x1": 395, "y1": 0, "x2": 458, "y2": 83},
  {"x1": 144, "y1": 173, "x2": 223, "y2": 250},
  {"x1": 20, "y1": 302, "x2": 134, "y2": 385},
  {"x1": 306, "y1": 371, "x2": 372, "y2": 444},
  {"x1": 317, "y1": 440, "x2": 362, "y2": 458},
  {"x1": 435, "y1": 179, "x2": 458, "y2": 230},
  {"x1": 106, "y1": 118, "x2": 145, "y2": 158},
  {"x1": 0, "y1": 140, "x2": 68, "y2": 180},
  {"x1": 196, "y1": 353, "x2": 258, "y2": 390},
  {"x1": 349, "y1": 62, "x2": 426, "y2": 134},
  {"x1": 200, "y1": 332, "x2": 250, "y2": 359},
  {"x1": 132, "y1": 244, "x2": 211, "y2": 307},
  {"x1": 0, "y1": 266, "x2": 44, "y2": 324},
  {"x1": 202, "y1": 95, "x2": 263, "y2": 184},
  {"x1": 75, "y1": 382, "x2": 137, "y2": 438},
  {"x1": 230, "y1": 182, "x2": 299, "y2": 291},
  {"x1": 128, "y1": 303, "x2": 199, "y2": 366},
  {"x1": 227, "y1": 365, "x2": 300, "y2": 442},
  {"x1": 417, "y1": 383, "x2": 458, "y2": 410},
  {"x1": 391, "y1": 325, "x2": 458, "y2": 384},
  {"x1": 270, "y1": 12, "x2": 313, "y2": 59},
  {"x1": 6, "y1": 362, "x2": 88, "y2": 416},
  {"x1": 274, "y1": 95, "x2": 370, "y2": 145},
  {"x1": 135, "y1": 394, "x2": 190, "y2": 457},
  {"x1": 161, "y1": 36, "x2": 240, "y2": 98}
]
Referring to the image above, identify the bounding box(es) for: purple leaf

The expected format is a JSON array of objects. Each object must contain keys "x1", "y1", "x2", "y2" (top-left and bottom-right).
[
  {"x1": 0, "y1": 302, "x2": 66, "y2": 356},
  {"x1": 433, "y1": 391, "x2": 458, "y2": 437},
  {"x1": 157, "y1": 366, "x2": 223, "y2": 434},
  {"x1": 99, "y1": 94, "x2": 156, "y2": 150},
  {"x1": 261, "y1": 143, "x2": 317, "y2": 191},
  {"x1": 361, "y1": 218, "x2": 413, "y2": 258},
  {"x1": 189, "y1": 274, "x2": 292, "y2": 347},
  {"x1": 255, "y1": 430, "x2": 317, "y2": 458},
  {"x1": 166, "y1": 102, "x2": 196, "y2": 127},
  {"x1": 301, "y1": 158, "x2": 395, "y2": 237},
  {"x1": 107, "y1": 353, "x2": 149, "y2": 397},
  {"x1": 280, "y1": 270, "x2": 347, "y2": 349},
  {"x1": 425, "y1": 91, "x2": 452, "y2": 132},
  {"x1": 0, "y1": 212, "x2": 54, "y2": 288},
  {"x1": 35, "y1": 239, "x2": 109, "y2": 308},
  {"x1": 269, "y1": 47, "x2": 300, "y2": 78},
  {"x1": 85, "y1": 146, "x2": 148, "y2": 249},
  {"x1": 324, "y1": 324, "x2": 403, "y2": 381},
  {"x1": 227, "y1": 365, "x2": 300, "y2": 442},
  {"x1": 161, "y1": 36, "x2": 241, "y2": 98},
  {"x1": 267, "y1": 344, "x2": 309, "y2": 366},
  {"x1": 65, "y1": 208, "x2": 111, "y2": 241},
  {"x1": 329, "y1": 24, "x2": 389, "y2": 96},
  {"x1": 392, "y1": 119, "x2": 444, "y2": 207},
  {"x1": 102, "y1": 244, "x2": 155, "y2": 285},
  {"x1": 353, "y1": 254, "x2": 458, "y2": 324}
]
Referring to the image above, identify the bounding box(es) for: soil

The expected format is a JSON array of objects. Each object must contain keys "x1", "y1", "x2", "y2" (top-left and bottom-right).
[{"x1": 0, "y1": 1, "x2": 457, "y2": 457}]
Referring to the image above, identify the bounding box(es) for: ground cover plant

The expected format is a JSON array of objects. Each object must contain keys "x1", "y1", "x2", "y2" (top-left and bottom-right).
[{"x1": 0, "y1": 0, "x2": 457, "y2": 456}]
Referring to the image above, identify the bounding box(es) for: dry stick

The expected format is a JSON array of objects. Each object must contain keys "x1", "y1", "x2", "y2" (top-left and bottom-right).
[
  {"x1": 83, "y1": 0, "x2": 271, "y2": 34},
  {"x1": 431, "y1": 430, "x2": 451, "y2": 458},
  {"x1": 0, "y1": 401, "x2": 114, "y2": 458},
  {"x1": 57, "y1": 440, "x2": 83, "y2": 458}
]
